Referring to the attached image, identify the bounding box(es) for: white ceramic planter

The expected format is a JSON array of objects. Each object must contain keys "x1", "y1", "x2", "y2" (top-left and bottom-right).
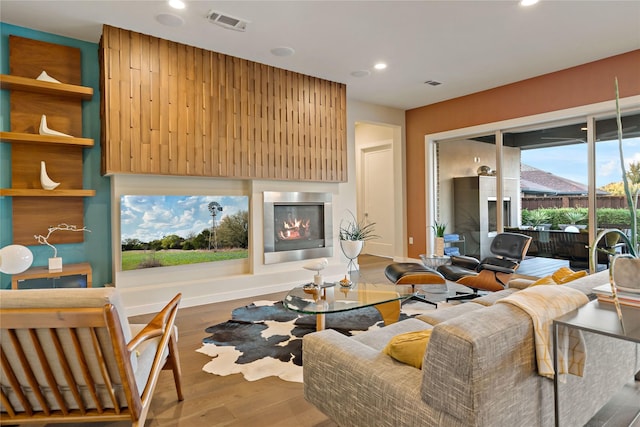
[
  {"x1": 340, "y1": 240, "x2": 364, "y2": 259},
  {"x1": 340, "y1": 240, "x2": 364, "y2": 273}
]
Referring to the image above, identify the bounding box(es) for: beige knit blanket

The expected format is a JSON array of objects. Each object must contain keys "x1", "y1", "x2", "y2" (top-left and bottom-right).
[{"x1": 497, "y1": 286, "x2": 589, "y2": 380}]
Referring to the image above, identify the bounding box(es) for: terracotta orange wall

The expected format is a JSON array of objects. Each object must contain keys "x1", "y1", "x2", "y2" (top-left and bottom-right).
[{"x1": 405, "y1": 50, "x2": 640, "y2": 257}]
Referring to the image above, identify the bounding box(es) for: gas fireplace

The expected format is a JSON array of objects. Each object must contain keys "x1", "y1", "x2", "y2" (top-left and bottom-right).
[{"x1": 263, "y1": 192, "x2": 333, "y2": 264}]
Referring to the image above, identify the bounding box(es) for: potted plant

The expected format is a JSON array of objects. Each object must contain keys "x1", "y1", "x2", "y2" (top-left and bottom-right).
[
  {"x1": 560, "y1": 209, "x2": 587, "y2": 230},
  {"x1": 431, "y1": 221, "x2": 447, "y2": 257},
  {"x1": 338, "y1": 211, "x2": 378, "y2": 266},
  {"x1": 527, "y1": 210, "x2": 550, "y2": 230}
]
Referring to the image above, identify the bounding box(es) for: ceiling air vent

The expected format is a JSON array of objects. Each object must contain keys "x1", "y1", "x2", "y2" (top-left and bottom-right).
[{"x1": 206, "y1": 10, "x2": 249, "y2": 32}]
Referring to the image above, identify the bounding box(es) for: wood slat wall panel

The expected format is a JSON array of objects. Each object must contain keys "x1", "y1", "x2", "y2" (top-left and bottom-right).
[{"x1": 100, "y1": 25, "x2": 346, "y2": 182}]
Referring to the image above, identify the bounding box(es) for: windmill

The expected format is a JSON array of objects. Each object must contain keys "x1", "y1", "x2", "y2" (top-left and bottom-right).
[{"x1": 208, "y1": 202, "x2": 223, "y2": 250}]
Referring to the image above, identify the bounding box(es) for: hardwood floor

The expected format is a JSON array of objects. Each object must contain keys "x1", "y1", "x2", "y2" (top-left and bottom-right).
[
  {"x1": 130, "y1": 295, "x2": 336, "y2": 427},
  {"x1": 22, "y1": 255, "x2": 640, "y2": 426}
]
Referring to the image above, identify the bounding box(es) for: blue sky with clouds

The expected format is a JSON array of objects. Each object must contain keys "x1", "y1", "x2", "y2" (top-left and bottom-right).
[
  {"x1": 120, "y1": 195, "x2": 248, "y2": 242},
  {"x1": 521, "y1": 137, "x2": 640, "y2": 187}
]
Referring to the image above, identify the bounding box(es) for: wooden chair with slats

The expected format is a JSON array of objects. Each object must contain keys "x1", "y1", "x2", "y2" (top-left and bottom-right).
[{"x1": 0, "y1": 288, "x2": 183, "y2": 426}]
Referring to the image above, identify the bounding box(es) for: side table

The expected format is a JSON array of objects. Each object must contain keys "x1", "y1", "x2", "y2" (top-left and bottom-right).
[
  {"x1": 552, "y1": 299, "x2": 640, "y2": 426},
  {"x1": 11, "y1": 262, "x2": 92, "y2": 289}
]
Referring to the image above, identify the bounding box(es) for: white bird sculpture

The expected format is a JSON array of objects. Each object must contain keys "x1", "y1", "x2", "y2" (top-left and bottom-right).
[
  {"x1": 39, "y1": 114, "x2": 72, "y2": 137},
  {"x1": 40, "y1": 161, "x2": 60, "y2": 190},
  {"x1": 303, "y1": 258, "x2": 328, "y2": 273},
  {"x1": 303, "y1": 258, "x2": 329, "y2": 286},
  {"x1": 36, "y1": 71, "x2": 61, "y2": 84}
]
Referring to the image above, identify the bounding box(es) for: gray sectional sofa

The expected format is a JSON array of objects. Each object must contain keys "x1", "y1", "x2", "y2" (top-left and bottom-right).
[{"x1": 303, "y1": 271, "x2": 640, "y2": 426}]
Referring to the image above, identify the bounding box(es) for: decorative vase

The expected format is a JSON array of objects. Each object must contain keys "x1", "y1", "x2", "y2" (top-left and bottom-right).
[{"x1": 435, "y1": 237, "x2": 445, "y2": 257}]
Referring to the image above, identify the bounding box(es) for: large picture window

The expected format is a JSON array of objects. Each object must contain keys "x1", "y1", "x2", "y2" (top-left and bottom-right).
[{"x1": 120, "y1": 195, "x2": 249, "y2": 271}]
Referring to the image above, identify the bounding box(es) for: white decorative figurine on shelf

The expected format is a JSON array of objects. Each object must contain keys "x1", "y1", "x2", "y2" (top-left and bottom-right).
[
  {"x1": 39, "y1": 114, "x2": 73, "y2": 137},
  {"x1": 36, "y1": 70, "x2": 62, "y2": 84},
  {"x1": 303, "y1": 258, "x2": 328, "y2": 286},
  {"x1": 40, "y1": 161, "x2": 60, "y2": 190},
  {"x1": 34, "y1": 224, "x2": 91, "y2": 272}
]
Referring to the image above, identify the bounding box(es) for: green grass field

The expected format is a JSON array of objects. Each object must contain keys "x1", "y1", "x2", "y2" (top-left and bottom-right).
[{"x1": 121, "y1": 249, "x2": 248, "y2": 271}]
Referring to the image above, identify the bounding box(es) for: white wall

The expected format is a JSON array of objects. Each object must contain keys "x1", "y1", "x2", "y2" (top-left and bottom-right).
[{"x1": 111, "y1": 99, "x2": 405, "y2": 315}]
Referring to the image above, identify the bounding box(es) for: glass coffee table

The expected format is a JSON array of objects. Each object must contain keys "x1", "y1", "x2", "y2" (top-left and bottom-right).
[{"x1": 283, "y1": 279, "x2": 413, "y2": 331}]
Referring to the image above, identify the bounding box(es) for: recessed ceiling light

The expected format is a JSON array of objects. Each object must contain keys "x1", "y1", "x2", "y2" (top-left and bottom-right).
[
  {"x1": 374, "y1": 63, "x2": 387, "y2": 70},
  {"x1": 351, "y1": 70, "x2": 371, "y2": 78},
  {"x1": 424, "y1": 80, "x2": 442, "y2": 86},
  {"x1": 271, "y1": 46, "x2": 295, "y2": 57},
  {"x1": 156, "y1": 13, "x2": 185, "y2": 27},
  {"x1": 520, "y1": 0, "x2": 538, "y2": 6},
  {"x1": 169, "y1": 0, "x2": 185, "y2": 9}
]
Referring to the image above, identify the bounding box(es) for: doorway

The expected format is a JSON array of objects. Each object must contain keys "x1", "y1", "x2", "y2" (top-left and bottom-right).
[
  {"x1": 355, "y1": 122, "x2": 399, "y2": 258},
  {"x1": 362, "y1": 142, "x2": 394, "y2": 257}
]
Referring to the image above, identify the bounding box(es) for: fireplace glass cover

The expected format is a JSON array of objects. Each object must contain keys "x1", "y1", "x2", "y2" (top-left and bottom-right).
[{"x1": 274, "y1": 205, "x2": 325, "y2": 252}]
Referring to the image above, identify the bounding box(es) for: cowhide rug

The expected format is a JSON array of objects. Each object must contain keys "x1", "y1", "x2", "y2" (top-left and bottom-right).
[{"x1": 197, "y1": 299, "x2": 435, "y2": 383}]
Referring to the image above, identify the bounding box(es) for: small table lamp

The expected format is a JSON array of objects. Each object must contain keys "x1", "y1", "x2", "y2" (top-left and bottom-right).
[{"x1": 0, "y1": 245, "x2": 34, "y2": 275}]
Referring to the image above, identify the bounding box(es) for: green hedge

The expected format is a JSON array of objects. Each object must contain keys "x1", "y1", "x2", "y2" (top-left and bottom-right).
[{"x1": 521, "y1": 208, "x2": 638, "y2": 230}]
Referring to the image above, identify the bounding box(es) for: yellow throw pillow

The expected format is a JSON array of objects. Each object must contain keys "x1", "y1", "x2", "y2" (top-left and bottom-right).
[
  {"x1": 383, "y1": 329, "x2": 432, "y2": 369},
  {"x1": 553, "y1": 269, "x2": 587, "y2": 284},
  {"x1": 551, "y1": 267, "x2": 587, "y2": 284},
  {"x1": 530, "y1": 267, "x2": 587, "y2": 286},
  {"x1": 530, "y1": 275, "x2": 556, "y2": 286}
]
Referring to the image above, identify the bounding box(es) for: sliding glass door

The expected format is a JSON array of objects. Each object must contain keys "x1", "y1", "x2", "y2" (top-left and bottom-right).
[
  {"x1": 433, "y1": 109, "x2": 640, "y2": 268},
  {"x1": 594, "y1": 112, "x2": 640, "y2": 233}
]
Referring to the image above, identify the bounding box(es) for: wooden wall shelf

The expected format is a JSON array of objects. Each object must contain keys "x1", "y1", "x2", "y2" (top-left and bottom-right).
[
  {"x1": 0, "y1": 131, "x2": 94, "y2": 147},
  {"x1": 5, "y1": 36, "x2": 93, "y2": 245},
  {"x1": 0, "y1": 74, "x2": 93, "y2": 100},
  {"x1": 0, "y1": 189, "x2": 95, "y2": 197}
]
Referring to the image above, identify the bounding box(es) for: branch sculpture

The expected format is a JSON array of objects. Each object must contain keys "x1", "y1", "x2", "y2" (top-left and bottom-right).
[{"x1": 34, "y1": 223, "x2": 91, "y2": 257}]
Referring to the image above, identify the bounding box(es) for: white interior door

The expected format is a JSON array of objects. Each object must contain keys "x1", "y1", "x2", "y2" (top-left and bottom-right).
[{"x1": 362, "y1": 143, "x2": 394, "y2": 257}]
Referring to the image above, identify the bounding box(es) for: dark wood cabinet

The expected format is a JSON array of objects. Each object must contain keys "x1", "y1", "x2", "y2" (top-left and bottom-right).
[{"x1": 453, "y1": 176, "x2": 518, "y2": 258}]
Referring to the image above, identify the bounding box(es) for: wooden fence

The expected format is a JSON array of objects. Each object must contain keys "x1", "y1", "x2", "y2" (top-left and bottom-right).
[{"x1": 521, "y1": 195, "x2": 638, "y2": 210}]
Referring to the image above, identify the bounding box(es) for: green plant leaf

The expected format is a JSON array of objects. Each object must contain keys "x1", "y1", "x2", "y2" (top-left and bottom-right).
[{"x1": 339, "y1": 210, "x2": 379, "y2": 241}]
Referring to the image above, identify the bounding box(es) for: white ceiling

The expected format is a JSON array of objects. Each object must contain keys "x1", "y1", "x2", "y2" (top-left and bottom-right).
[{"x1": 1, "y1": 1, "x2": 639, "y2": 110}]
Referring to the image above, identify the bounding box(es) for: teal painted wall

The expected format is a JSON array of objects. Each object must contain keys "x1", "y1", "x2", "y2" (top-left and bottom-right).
[{"x1": 0, "y1": 22, "x2": 111, "y2": 288}]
